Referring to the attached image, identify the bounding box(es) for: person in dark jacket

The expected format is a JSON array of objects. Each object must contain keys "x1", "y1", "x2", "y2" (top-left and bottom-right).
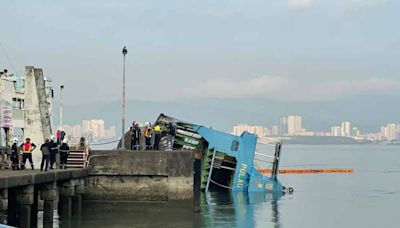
[
  {"x1": 60, "y1": 130, "x2": 66, "y2": 141},
  {"x1": 49, "y1": 135, "x2": 58, "y2": 169},
  {"x1": 59, "y1": 139, "x2": 70, "y2": 169},
  {"x1": 131, "y1": 122, "x2": 141, "y2": 150},
  {"x1": 40, "y1": 139, "x2": 51, "y2": 171},
  {"x1": 166, "y1": 123, "x2": 176, "y2": 151},
  {"x1": 10, "y1": 138, "x2": 20, "y2": 170}
]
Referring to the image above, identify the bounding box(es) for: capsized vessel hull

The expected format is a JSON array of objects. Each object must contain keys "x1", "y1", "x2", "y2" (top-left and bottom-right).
[{"x1": 156, "y1": 114, "x2": 288, "y2": 193}]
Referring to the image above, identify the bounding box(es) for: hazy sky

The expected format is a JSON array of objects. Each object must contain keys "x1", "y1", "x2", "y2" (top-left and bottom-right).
[{"x1": 1, "y1": 0, "x2": 400, "y2": 105}]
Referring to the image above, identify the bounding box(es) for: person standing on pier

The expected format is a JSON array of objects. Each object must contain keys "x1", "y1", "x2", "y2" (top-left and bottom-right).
[
  {"x1": 153, "y1": 122, "x2": 162, "y2": 150},
  {"x1": 131, "y1": 122, "x2": 141, "y2": 150},
  {"x1": 166, "y1": 123, "x2": 176, "y2": 151},
  {"x1": 60, "y1": 130, "x2": 66, "y2": 142},
  {"x1": 59, "y1": 139, "x2": 70, "y2": 169},
  {"x1": 10, "y1": 138, "x2": 20, "y2": 170},
  {"x1": 49, "y1": 135, "x2": 58, "y2": 169},
  {"x1": 40, "y1": 139, "x2": 51, "y2": 171},
  {"x1": 20, "y1": 137, "x2": 37, "y2": 170},
  {"x1": 144, "y1": 126, "x2": 152, "y2": 150},
  {"x1": 56, "y1": 129, "x2": 61, "y2": 144}
]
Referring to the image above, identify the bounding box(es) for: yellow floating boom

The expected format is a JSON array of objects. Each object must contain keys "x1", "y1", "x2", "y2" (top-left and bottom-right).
[{"x1": 259, "y1": 169, "x2": 353, "y2": 174}]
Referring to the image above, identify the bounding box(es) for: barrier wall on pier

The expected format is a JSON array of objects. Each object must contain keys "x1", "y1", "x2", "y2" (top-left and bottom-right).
[{"x1": 85, "y1": 150, "x2": 193, "y2": 201}]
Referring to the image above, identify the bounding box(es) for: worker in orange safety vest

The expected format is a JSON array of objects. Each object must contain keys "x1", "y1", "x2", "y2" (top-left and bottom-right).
[{"x1": 19, "y1": 137, "x2": 37, "y2": 170}]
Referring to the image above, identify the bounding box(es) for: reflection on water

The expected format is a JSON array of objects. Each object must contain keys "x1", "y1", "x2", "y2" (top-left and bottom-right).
[
  {"x1": 201, "y1": 191, "x2": 284, "y2": 228},
  {"x1": 37, "y1": 192, "x2": 283, "y2": 228},
  {"x1": 60, "y1": 200, "x2": 193, "y2": 228}
]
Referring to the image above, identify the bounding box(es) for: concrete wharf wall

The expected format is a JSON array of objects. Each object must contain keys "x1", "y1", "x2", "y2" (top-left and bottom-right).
[{"x1": 85, "y1": 150, "x2": 194, "y2": 201}]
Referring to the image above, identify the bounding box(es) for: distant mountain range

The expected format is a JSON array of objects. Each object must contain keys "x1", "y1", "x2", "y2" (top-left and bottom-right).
[{"x1": 54, "y1": 94, "x2": 400, "y2": 134}]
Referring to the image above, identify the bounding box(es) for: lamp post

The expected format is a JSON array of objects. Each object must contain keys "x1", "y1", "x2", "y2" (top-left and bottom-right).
[
  {"x1": 121, "y1": 46, "x2": 128, "y2": 149},
  {"x1": 60, "y1": 85, "x2": 64, "y2": 129}
]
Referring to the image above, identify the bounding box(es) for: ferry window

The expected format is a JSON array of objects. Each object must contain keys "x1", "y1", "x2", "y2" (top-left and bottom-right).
[{"x1": 231, "y1": 140, "x2": 239, "y2": 151}]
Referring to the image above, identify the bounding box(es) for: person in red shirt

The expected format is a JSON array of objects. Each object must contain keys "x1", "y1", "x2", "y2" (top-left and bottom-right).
[
  {"x1": 20, "y1": 137, "x2": 37, "y2": 170},
  {"x1": 56, "y1": 130, "x2": 61, "y2": 144}
]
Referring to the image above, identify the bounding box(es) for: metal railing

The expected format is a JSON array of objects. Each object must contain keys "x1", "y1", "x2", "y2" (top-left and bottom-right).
[{"x1": 255, "y1": 137, "x2": 283, "y2": 178}]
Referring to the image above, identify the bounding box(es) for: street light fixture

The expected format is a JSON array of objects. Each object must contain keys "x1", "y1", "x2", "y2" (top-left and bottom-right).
[
  {"x1": 60, "y1": 85, "x2": 64, "y2": 129},
  {"x1": 121, "y1": 46, "x2": 127, "y2": 149}
]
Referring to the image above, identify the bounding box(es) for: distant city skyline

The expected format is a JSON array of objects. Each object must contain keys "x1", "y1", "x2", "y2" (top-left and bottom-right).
[
  {"x1": 61, "y1": 119, "x2": 116, "y2": 140},
  {"x1": 233, "y1": 115, "x2": 400, "y2": 142}
]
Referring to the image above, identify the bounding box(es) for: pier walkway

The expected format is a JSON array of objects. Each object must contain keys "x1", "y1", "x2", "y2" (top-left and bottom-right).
[
  {"x1": 0, "y1": 168, "x2": 88, "y2": 228},
  {"x1": 0, "y1": 169, "x2": 88, "y2": 189}
]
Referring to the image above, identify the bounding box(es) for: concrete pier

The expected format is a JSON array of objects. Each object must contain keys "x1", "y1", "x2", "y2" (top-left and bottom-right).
[
  {"x1": 85, "y1": 150, "x2": 194, "y2": 201},
  {"x1": 40, "y1": 182, "x2": 57, "y2": 227},
  {"x1": 0, "y1": 169, "x2": 87, "y2": 227},
  {"x1": 0, "y1": 149, "x2": 199, "y2": 226},
  {"x1": 16, "y1": 185, "x2": 34, "y2": 228},
  {"x1": 0, "y1": 188, "x2": 7, "y2": 223},
  {"x1": 43, "y1": 200, "x2": 54, "y2": 228}
]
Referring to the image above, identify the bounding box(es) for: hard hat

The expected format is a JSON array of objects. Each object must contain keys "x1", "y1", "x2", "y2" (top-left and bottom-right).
[
  {"x1": 13, "y1": 138, "x2": 18, "y2": 143},
  {"x1": 62, "y1": 139, "x2": 68, "y2": 144},
  {"x1": 50, "y1": 135, "x2": 56, "y2": 141},
  {"x1": 26, "y1": 137, "x2": 30, "y2": 140}
]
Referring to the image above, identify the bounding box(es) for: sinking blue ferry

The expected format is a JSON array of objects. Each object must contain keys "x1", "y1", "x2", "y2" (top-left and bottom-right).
[{"x1": 156, "y1": 114, "x2": 291, "y2": 193}]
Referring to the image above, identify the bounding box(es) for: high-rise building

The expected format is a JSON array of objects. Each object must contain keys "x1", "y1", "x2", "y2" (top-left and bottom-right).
[
  {"x1": 340, "y1": 121, "x2": 351, "y2": 137},
  {"x1": 271, "y1": 125, "x2": 279, "y2": 135},
  {"x1": 81, "y1": 119, "x2": 105, "y2": 138},
  {"x1": 351, "y1": 127, "x2": 360, "y2": 137},
  {"x1": 386, "y1": 123, "x2": 397, "y2": 141},
  {"x1": 62, "y1": 124, "x2": 82, "y2": 138},
  {"x1": 264, "y1": 127, "x2": 271, "y2": 136},
  {"x1": 287, "y1": 115, "x2": 302, "y2": 136},
  {"x1": 397, "y1": 125, "x2": 400, "y2": 139},
  {"x1": 105, "y1": 125, "x2": 117, "y2": 138},
  {"x1": 233, "y1": 124, "x2": 264, "y2": 138},
  {"x1": 81, "y1": 120, "x2": 91, "y2": 134},
  {"x1": 380, "y1": 126, "x2": 387, "y2": 140},
  {"x1": 279, "y1": 116, "x2": 288, "y2": 135},
  {"x1": 331, "y1": 126, "x2": 341, "y2": 137}
]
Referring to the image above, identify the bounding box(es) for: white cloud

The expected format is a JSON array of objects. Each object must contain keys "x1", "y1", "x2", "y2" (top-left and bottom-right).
[
  {"x1": 288, "y1": 0, "x2": 315, "y2": 9},
  {"x1": 179, "y1": 76, "x2": 400, "y2": 102}
]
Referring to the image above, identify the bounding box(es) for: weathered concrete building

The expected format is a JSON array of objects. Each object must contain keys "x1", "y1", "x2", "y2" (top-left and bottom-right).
[
  {"x1": 0, "y1": 77, "x2": 15, "y2": 146},
  {"x1": 23, "y1": 66, "x2": 52, "y2": 165},
  {"x1": 0, "y1": 66, "x2": 53, "y2": 166}
]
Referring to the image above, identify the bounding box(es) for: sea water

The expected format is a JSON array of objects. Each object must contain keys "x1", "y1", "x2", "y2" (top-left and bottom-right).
[{"x1": 38, "y1": 144, "x2": 400, "y2": 228}]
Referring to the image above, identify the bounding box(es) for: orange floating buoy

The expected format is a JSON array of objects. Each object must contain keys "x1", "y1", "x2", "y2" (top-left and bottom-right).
[{"x1": 258, "y1": 169, "x2": 353, "y2": 174}]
